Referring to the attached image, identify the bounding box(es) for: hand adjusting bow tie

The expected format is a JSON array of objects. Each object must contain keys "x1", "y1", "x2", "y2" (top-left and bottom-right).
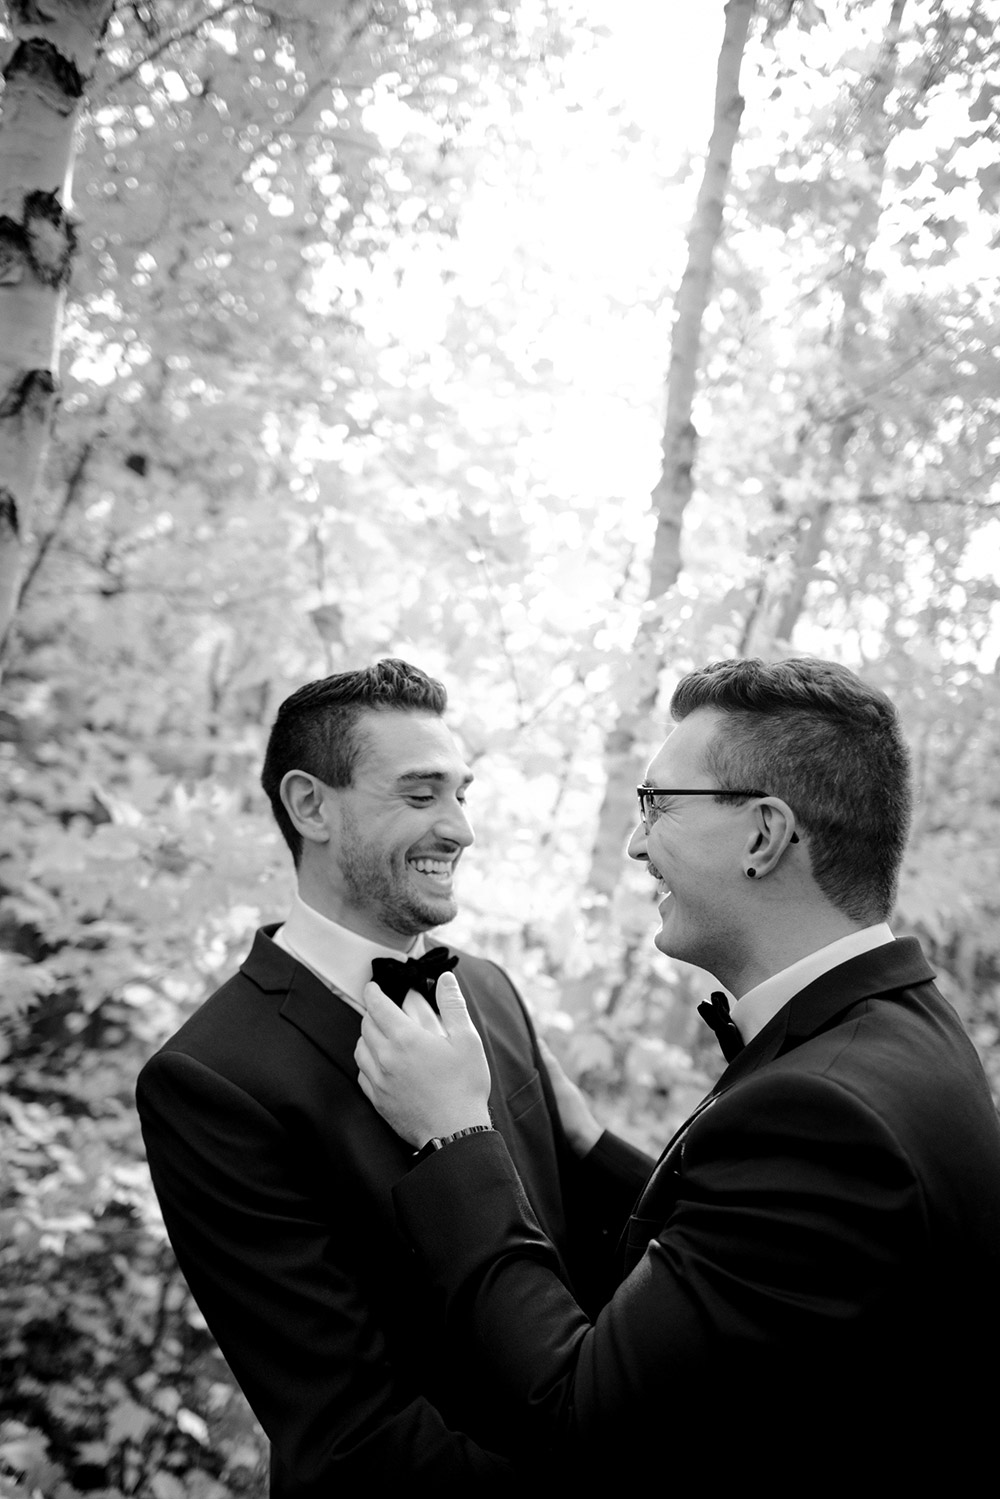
[
  {"x1": 697, "y1": 991, "x2": 745, "y2": 1062},
  {"x1": 370, "y1": 946, "x2": 458, "y2": 1013}
]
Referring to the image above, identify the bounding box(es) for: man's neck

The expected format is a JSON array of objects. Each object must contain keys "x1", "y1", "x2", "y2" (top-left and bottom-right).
[
  {"x1": 275, "y1": 892, "x2": 425, "y2": 1011},
  {"x1": 727, "y1": 910, "x2": 872, "y2": 999},
  {"x1": 295, "y1": 870, "x2": 412, "y2": 951},
  {"x1": 730, "y1": 922, "x2": 896, "y2": 1045}
]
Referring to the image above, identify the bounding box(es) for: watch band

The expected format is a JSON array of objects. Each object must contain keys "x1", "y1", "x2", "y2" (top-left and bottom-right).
[{"x1": 412, "y1": 1123, "x2": 493, "y2": 1165}]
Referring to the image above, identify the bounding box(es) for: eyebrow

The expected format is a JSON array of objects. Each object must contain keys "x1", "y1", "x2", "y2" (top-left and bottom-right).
[{"x1": 395, "y1": 770, "x2": 474, "y2": 787}]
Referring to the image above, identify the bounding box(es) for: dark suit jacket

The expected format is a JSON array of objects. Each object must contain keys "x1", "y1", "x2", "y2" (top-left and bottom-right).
[
  {"x1": 393, "y1": 939, "x2": 1000, "y2": 1486},
  {"x1": 136, "y1": 927, "x2": 650, "y2": 1497}
]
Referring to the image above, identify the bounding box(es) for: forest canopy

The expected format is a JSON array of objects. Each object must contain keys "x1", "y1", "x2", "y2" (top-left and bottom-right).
[{"x1": 2, "y1": 1, "x2": 999, "y2": 1494}]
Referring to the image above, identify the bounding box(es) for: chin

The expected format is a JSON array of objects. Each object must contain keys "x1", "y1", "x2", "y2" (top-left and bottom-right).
[
  {"x1": 653, "y1": 922, "x2": 691, "y2": 965},
  {"x1": 409, "y1": 898, "x2": 458, "y2": 932},
  {"x1": 653, "y1": 911, "x2": 674, "y2": 953},
  {"x1": 654, "y1": 931, "x2": 681, "y2": 961},
  {"x1": 431, "y1": 900, "x2": 458, "y2": 929}
]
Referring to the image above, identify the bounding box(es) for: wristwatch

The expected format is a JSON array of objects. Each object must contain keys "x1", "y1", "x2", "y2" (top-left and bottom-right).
[{"x1": 411, "y1": 1123, "x2": 494, "y2": 1165}]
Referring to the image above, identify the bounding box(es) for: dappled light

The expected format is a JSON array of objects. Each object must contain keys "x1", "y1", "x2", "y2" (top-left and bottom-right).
[{"x1": 2, "y1": 1, "x2": 1000, "y2": 1494}]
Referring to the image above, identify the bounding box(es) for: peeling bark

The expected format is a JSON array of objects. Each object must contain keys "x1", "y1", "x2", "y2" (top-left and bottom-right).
[
  {"x1": 24, "y1": 188, "x2": 78, "y2": 286},
  {"x1": 6, "y1": 36, "x2": 87, "y2": 105},
  {"x1": 0, "y1": 201, "x2": 76, "y2": 291},
  {"x1": 0, "y1": 0, "x2": 115, "y2": 655},
  {"x1": 0, "y1": 368, "x2": 56, "y2": 422},
  {"x1": 0, "y1": 488, "x2": 20, "y2": 537}
]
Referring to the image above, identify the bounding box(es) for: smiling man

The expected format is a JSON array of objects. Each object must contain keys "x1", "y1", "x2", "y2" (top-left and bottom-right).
[
  {"x1": 137, "y1": 659, "x2": 649, "y2": 1497},
  {"x1": 356, "y1": 656, "x2": 1000, "y2": 1490}
]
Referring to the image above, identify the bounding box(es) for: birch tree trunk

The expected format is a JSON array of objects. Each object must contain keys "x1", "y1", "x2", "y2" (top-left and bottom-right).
[
  {"x1": 768, "y1": 0, "x2": 907, "y2": 645},
  {"x1": 0, "y1": 0, "x2": 114, "y2": 659},
  {"x1": 586, "y1": 0, "x2": 756, "y2": 905}
]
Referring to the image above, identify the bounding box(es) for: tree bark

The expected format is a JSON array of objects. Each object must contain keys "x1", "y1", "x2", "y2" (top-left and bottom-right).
[
  {"x1": 586, "y1": 0, "x2": 756, "y2": 906},
  {"x1": 770, "y1": 0, "x2": 908, "y2": 645},
  {"x1": 0, "y1": 0, "x2": 115, "y2": 658}
]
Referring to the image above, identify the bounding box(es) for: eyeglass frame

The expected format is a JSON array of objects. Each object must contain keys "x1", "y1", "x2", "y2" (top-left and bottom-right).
[
  {"x1": 635, "y1": 785, "x2": 768, "y2": 834},
  {"x1": 635, "y1": 786, "x2": 800, "y2": 844}
]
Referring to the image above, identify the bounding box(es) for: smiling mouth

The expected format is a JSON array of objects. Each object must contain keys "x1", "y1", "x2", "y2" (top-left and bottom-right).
[
  {"x1": 648, "y1": 865, "x2": 671, "y2": 900},
  {"x1": 408, "y1": 857, "x2": 455, "y2": 887}
]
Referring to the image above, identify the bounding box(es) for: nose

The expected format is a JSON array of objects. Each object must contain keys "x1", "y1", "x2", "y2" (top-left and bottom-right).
[
  {"x1": 436, "y1": 799, "x2": 474, "y2": 849},
  {"x1": 626, "y1": 821, "x2": 648, "y2": 863}
]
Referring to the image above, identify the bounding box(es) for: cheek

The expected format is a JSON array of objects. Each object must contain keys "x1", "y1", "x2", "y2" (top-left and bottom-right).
[{"x1": 650, "y1": 830, "x2": 683, "y2": 867}]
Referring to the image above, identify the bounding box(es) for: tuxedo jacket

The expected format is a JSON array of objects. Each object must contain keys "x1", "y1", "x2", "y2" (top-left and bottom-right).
[
  {"x1": 136, "y1": 927, "x2": 650, "y2": 1497},
  {"x1": 393, "y1": 939, "x2": 1000, "y2": 1486}
]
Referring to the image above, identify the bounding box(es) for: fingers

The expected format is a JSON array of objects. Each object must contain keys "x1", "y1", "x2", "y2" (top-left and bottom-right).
[
  {"x1": 434, "y1": 971, "x2": 475, "y2": 1032},
  {"x1": 354, "y1": 1032, "x2": 378, "y2": 1090},
  {"x1": 404, "y1": 992, "x2": 444, "y2": 1035},
  {"x1": 362, "y1": 980, "x2": 409, "y2": 1036}
]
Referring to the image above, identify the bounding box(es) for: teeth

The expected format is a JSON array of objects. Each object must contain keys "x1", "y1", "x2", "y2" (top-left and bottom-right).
[{"x1": 410, "y1": 859, "x2": 451, "y2": 876}]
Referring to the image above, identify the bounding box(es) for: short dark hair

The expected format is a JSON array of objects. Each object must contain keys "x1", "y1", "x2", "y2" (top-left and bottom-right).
[
  {"x1": 670, "y1": 657, "x2": 912, "y2": 923},
  {"x1": 261, "y1": 659, "x2": 448, "y2": 862}
]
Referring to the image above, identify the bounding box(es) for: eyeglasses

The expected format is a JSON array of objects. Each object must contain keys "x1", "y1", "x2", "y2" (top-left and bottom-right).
[{"x1": 636, "y1": 785, "x2": 768, "y2": 834}]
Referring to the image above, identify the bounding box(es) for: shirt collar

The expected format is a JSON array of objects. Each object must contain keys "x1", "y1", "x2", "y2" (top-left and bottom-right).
[
  {"x1": 729, "y1": 923, "x2": 895, "y2": 1044},
  {"x1": 273, "y1": 891, "x2": 424, "y2": 1011}
]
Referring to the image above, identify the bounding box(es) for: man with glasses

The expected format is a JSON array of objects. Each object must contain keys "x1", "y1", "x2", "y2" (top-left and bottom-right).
[{"x1": 357, "y1": 656, "x2": 1000, "y2": 1490}]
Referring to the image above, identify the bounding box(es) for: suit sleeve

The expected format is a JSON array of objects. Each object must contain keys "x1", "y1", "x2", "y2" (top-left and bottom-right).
[
  {"x1": 392, "y1": 1070, "x2": 923, "y2": 1468},
  {"x1": 137, "y1": 1051, "x2": 517, "y2": 1494},
  {"x1": 577, "y1": 1127, "x2": 655, "y2": 1205},
  {"x1": 503, "y1": 975, "x2": 654, "y2": 1310}
]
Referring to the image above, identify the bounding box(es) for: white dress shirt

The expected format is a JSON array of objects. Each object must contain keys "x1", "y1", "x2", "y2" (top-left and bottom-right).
[
  {"x1": 273, "y1": 892, "x2": 445, "y2": 1032},
  {"x1": 729, "y1": 924, "x2": 895, "y2": 1045}
]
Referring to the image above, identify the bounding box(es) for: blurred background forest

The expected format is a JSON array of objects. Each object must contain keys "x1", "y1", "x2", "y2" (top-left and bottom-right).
[{"x1": 2, "y1": 0, "x2": 999, "y2": 1493}]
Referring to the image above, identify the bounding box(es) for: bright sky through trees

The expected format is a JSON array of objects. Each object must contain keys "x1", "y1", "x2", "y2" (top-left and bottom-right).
[
  {"x1": 343, "y1": 0, "x2": 729, "y2": 674},
  {"x1": 4, "y1": 7, "x2": 1000, "y2": 1487},
  {"x1": 354, "y1": 0, "x2": 1000, "y2": 670}
]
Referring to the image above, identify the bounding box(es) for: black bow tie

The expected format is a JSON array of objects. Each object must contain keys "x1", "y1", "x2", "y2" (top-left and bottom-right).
[
  {"x1": 370, "y1": 945, "x2": 458, "y2": 1012},
  {"x1": 697, "y1": 990, "x2": 745, "y2": 1062}
]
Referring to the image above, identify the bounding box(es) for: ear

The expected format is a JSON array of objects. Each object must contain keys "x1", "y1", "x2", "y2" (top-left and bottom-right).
[
  {"x1": 280, "y1": 770, "x2": 334, "y2": 847},
  {"x1": 743, "y1": 798, "x2": 798, "y2": 878}
]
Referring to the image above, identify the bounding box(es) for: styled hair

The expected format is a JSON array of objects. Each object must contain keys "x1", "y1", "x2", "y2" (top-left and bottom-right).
[
  {"x1": 261, "y1": 659, "x2": 447, "y2": 861},
  {"x1": 670, "y1": 657, "x2": 912, "y2": 922}
]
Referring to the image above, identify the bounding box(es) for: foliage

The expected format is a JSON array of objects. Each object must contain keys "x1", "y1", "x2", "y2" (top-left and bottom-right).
[
  {"x1": 0, "y1": 1065, "x2": 269, "y2": 1498},
  {"x1": 3, "y1": 0, "x2": 1000, "y2": 1492}
]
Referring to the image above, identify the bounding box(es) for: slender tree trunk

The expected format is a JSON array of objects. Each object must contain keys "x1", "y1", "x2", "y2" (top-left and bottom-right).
[
  {"x1": 770, "y1": 0, "x2": 907, "y2": 645},
  {"x1": 0, "y1": 0, "x2": 115, "y2": 659},
  {"x1": 586, "y1": 0, "x2": 756, "y2": 905}
]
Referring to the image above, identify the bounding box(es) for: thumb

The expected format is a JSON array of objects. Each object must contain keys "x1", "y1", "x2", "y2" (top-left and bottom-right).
[{"x1": 435, "y1": 970, "x2": 475, "y2": 1034}]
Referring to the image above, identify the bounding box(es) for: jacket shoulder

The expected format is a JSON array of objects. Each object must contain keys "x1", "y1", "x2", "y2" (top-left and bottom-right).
[{"x1": 136, "y1": 929, "x2": 305, "y2": 1100}]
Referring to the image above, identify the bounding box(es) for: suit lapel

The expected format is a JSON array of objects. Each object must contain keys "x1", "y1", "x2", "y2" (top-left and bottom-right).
[
  {"x1": 619, "y1": 938, "x2": 937, "y2": 1276},
  {"x1": 712, "y1": 935, "x2": 936, "y2": 1092},
  {"x1": 615, "y1": 1088, "x2": 720, "y2": 1272},
  {"x1": 244, "y1": 927, "x2": 500, "y2": 1093},
  {"x1": 242, "y1": 926, "x2": 362, "y2": 1081}
]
